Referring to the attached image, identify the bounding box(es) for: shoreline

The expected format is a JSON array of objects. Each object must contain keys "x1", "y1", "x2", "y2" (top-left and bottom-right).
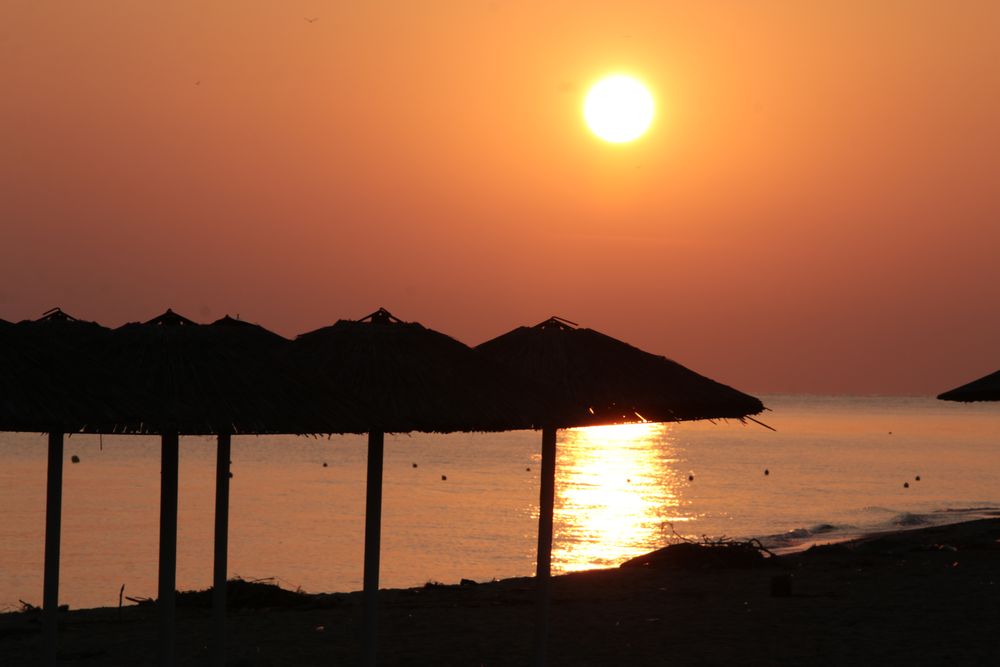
[
  {"x1": 4, "y1": 517, "x2": 1000, "y2": 665},
  {"x1": 762, "y1": 506, "x2": 1000, "y2": 556},
  {"x1": 6, "y1": 508, "x2": 992, "y2": 611}
]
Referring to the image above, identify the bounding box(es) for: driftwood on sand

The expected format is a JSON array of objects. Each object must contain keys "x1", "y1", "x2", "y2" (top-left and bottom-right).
[{"x1": 620, "y1": 529, "x2": 777, "y2": 570}]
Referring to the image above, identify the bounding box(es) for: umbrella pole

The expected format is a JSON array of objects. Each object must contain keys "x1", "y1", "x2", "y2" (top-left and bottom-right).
[
  {"x1": 42, "y1": 431, "x2": 64, "y2": 667},
  {"x1": 532, "y1": 426, "x2": 558, "y2": 667},
  {"x1": 211, "y1": 433, "x2": 231, "y2": 667},
  {"x1": 362, "y1": 430, "x2": 385, "y2": 667},
  {"x1": 158, "y1": 432, "x2": 179, "y2": 667}
]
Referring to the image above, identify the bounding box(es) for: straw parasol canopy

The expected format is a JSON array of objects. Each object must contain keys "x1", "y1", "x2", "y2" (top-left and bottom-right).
[
  {"x1": 101, "y1": 309, "x2": 354, "y2": 435},
  {"x1": 476, "y1": 315, "x2": 765, "y2": 667},
  {"x1": 0, "y1": 316, "x2": 77, "y2": 432},
  {"x1": 476, "y1": 316, "x2": 765, "y2": 427},
  {"x1": 0, "y1": 307, "x2": 136, "y2": 667},
  {"x1": 0, "y1": 308, "x2": 123, "y2": 433},
  {"x1": 95, "y1": 308, "x2": 363, "y2": 667},
  {"x1": 289, "y1": 307, "x2": 543, "y2": 666},
  {"x1": 290, "y1": 307, "x2": 541, "y2": 433},
  {"x1": 937, "y1": 370, "x2": 1000, "y2": 403}
]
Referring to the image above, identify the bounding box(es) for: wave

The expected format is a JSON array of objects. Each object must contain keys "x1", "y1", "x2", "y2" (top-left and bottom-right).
[
  {"x1": 891, "y1": 512, "x2": 930, "y2": 527},
  {"x1": 935, "y1": 506, "x2": 1000, "y2": 515},
  {"x1": 759, "y1": 506, "x2": 1000, "y2": 554},
  {"x1": 809, "y1": 523, "x2": 839, "y2": 534},
  {"x1": 762, "y1": 522, "x2": 852, "y2": 548}
]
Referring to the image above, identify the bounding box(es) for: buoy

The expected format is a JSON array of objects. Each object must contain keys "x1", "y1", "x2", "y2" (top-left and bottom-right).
[
  {"x1": 441, "y1": 475, "x2": 447, "y2": 481},
  {"x1": 688, "y1": 474, "x2": 694, "y2": 482},
  {"x1": 412, "y1": 463, "x2": 418, "y2": 468},
  {"x1": 70, "y1": 455, "x2": 80, "y2": 464},
  {"x1": 322, "y1": 462, "x2": 328, "y2": 468},
  {"x1": 903, "y1": 482, "x2": 909, "y2": 488},
  {"x1": 915, "y1": 475, "x2": 921, "y2": 481},
  {"x1": 764, "y1": 469, "x2": 770, "y2": 476},
  {"x1": 526, "y1": 467, "x2": 531, "y2": 472}
]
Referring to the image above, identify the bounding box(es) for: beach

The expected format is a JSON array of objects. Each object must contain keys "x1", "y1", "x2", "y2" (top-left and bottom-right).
[{"x1": 3, "y1": 518, "x2": 999, "y2": 665}]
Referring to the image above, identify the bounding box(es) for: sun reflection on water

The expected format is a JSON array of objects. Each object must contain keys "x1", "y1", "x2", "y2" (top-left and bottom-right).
[{"x1": 551, "y1": 422, "x2": 690, "y2": 573}]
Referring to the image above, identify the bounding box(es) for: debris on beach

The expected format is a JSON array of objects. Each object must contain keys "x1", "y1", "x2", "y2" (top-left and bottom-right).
[
  {"x1": 124, "y1": 595, "x2": 153, "y2": 606},
  {"x1": 169, "y1": 578, "x2": 341, "y2": 610},
  {"x1": 621, "y1": 539, "x2": 774, "y2": 571},
  {"x1": 420, "y1": 578, "x2": 480, "y2": 590},
  {"x1": 622, "y1": 525, "x2": 776, "y2": 570}
]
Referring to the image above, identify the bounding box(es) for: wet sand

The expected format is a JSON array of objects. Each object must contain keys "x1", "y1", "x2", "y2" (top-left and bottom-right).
[{"x1": 3, "y1": 518, "x2": 1000, "y2": 665}]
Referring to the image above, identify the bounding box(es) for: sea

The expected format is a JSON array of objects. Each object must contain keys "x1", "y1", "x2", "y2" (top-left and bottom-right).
[{"x1": 1, "y1": 395, "x2": 998, "y2": 612}]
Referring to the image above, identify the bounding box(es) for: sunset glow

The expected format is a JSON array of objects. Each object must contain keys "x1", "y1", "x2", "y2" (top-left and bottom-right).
[
  {"x1": 2, "y1": 3, "x2": 997, "y2": 394},
  {"x1": 583, "y1": 75, "x2": 655, "y2": 143}
]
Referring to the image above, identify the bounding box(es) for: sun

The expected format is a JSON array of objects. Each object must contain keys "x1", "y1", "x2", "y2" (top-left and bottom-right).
[{"x1": 583, "y1": 75, "x2": 655, "y2": 144}]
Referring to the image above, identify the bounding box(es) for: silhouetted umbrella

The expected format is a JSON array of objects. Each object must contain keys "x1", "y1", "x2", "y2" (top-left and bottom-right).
[
  {"x1": 292, "y1": 308, "x2": 540, "y2": 433},
  {"x1": 6, "y1": 309, "x2": 372, "y2": 666},
  {"x1": 100, "y1": 309, "x2": 353, "y2": 667},
  {"x1": 0, "y1": 308, "x2": 127, "y2": 667},
  {"x1": 477, "y1": 316, "x2": 764, "y2": 426},
  {"x1": 2, "y1": 308, "x2": 121, "y2": 432},
  {"x1": 476, "y1": 316, "x2": 765, "y2": 666},
  {"x1": 1, "y1": 316, "x2": 80, "y2": 432},
  {"x1": 289, "y1": 308, "x2": 540, "y2": 666},
  {"x1": 106, "y1": 310, "x2": 351, "y2": 435},
  {"x1": 938, "y1": 370, "x2": 1000, "y2": 403}
]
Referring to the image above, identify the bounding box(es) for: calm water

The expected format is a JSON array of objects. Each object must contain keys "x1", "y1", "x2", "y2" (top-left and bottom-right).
[{"x1": 1, "y1": 395, "x2": 998, "y2": 611}]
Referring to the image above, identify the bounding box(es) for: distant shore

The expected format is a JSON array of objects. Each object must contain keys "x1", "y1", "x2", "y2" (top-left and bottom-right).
[{"x1": 3, "y1": 518, "x2": 1000, "y2": 665}]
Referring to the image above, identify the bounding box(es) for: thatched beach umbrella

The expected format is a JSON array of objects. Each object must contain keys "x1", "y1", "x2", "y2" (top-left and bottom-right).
[
  {"x1": 937, "y1": 370, "x2": 1000, "y2": 403},
  {"x1": 476, "y1": 316, "x2": 765, "y2": 665},
  {"x1": 102, "y1": 309, "x2": 351, "y2": 667},
  {"x1": 5, "y1": 308, "x2": 122, "y2": 432},
  {"x1": 289, "y1": 308, "x2": 540, "y2": 666},
  {"x1": 4, "y1": 308, "x2": 360, "y2": 667},
  {"x1": 1, "y1": 312, "x2": 95, "y2": 431},
  {"x1": 0, "y1": 308, "x2": 124, "y2": 667}
]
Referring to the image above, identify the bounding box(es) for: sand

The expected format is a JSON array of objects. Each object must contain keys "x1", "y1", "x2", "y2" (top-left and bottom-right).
[{"x1": 3, "y1": 518, "x2": 1000, "y2": 666}]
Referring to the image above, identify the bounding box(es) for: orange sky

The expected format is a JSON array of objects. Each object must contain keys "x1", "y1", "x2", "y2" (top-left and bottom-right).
[{"x1": 2, "y1": 1, "x2": 998, "y2": 395}]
